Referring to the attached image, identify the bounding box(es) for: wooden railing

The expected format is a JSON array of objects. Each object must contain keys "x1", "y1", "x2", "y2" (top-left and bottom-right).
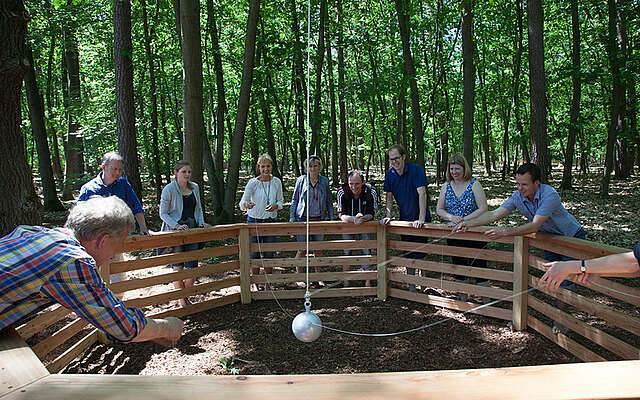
[{"x1": 14, "y1": 221, "x2": 640, "y2": 372}]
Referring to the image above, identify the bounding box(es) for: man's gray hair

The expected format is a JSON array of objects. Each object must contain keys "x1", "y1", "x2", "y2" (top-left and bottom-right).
[
  {"x1": 102, "y1": 151, "x2": 124, "y2": 167},
  {"x1": 65, "y1": 196, "x2": 135, "y2": 241}
]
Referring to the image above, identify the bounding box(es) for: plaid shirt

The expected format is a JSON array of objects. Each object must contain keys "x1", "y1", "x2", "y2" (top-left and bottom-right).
[{"x1": 0, "y1": 226, "x2": 147, "y2": 342}]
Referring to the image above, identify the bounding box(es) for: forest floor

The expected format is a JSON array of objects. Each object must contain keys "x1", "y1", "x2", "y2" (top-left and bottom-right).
[{"x1": 42, "y1": 165, "x2": 640, "y2": 375}]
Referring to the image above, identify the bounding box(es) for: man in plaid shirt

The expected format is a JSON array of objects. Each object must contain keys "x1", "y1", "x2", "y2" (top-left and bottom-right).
[{"x1": 0, "y1": 196, "x2": 183, "y2": 346}]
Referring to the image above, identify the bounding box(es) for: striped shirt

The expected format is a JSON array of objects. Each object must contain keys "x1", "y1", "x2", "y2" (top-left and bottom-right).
[{"x1": 0, "y1": 226, "x2": 147, "y2": 342}]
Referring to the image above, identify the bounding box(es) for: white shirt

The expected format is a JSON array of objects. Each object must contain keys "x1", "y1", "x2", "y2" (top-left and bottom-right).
[{"x1": 239, "y1": 176, "x2": 284, "y2": 219}]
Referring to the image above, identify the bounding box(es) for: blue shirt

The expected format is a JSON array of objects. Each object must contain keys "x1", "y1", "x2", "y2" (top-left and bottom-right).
[
  {"x1": 383, "y1": 163, "x2": 431, "y2": 222},
  {"x1": 500, "y1": 183, "x2": 581, "y2": 236},
  {"x1": 78, "y1": 173, "x2": 144, "y2": 215}
]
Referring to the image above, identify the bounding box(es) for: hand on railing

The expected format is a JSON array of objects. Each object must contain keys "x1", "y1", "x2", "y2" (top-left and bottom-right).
[{"x1": 380, "y1": 217, "x2": 391, "y2": 225}]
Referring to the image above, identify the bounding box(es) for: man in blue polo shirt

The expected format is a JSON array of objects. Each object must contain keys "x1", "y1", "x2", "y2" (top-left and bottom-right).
[
  {"x1": 460, "y1": 162, "x2": 584, "y2": 333},
  {"x1": 381, "y1": 144, "x2": 431, "y2": 291},
  {"x1": 79, "y1": 152, "x2": 150, "y2": 289}
]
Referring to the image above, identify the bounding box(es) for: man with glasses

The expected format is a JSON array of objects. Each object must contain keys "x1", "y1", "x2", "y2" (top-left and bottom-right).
[{"x1": 380, "y1": 145, "x2": 431, "y2": 291}]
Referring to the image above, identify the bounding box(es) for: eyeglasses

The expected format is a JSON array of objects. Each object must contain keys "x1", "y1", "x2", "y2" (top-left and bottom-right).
[{"x1": 389, "y1": 156, "x2": 402, "y2": 162}]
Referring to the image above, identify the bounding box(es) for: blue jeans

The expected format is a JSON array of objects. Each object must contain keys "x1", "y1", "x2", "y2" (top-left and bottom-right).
[
  {"x1": 247, "y1": 217, "x2": 276, "y2": 259},
  {"x1": 543, "y1": 228, "x2": 586, "y2": 291}
]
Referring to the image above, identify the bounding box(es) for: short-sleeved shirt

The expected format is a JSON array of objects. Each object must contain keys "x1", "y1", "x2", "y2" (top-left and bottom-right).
[
  {"x1": 78, "y1": 173, "x2": 144, "y2": 215},
  {"x1": 445, "y1": 178, "x2": 479, "y2": 218},
  {"x1": 383, "y1": 163, "x2": 431, "y2": 222},
  {"x1": 500, "y1": 183, "x2": 581, "y2": 236},
  {"x1": 633, "y1": 243, "x2": 640, "y2": 266},
  {"x1": 0, "y1": 226, "x2": 147, "y2": 342}
]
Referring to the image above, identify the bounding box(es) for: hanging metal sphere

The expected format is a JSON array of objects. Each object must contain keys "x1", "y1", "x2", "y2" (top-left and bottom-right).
[{"x1": 292, "y1": 311, "x2": 323, "y2": 342}]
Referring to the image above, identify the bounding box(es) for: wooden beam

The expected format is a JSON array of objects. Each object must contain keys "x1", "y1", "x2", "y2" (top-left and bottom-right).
[
  {"x1": 239, "y1": 227, "x2": 251, "y2": 304},
  {"x1": 31, "y1": 319, "x2": 88, "y2": 359},
  {"x1": 390, "y1": 258, "x2": 513, "y2": 282},
  {"x1": 124, "y1": 277, "x2": 240, "y2": 309},
  {"x1": 389, "y1": 272, "x2": 512, "y2": 300},
  {"x1": 250, "y1": 255, "x2": 374, "y2": 268},
  {"x1": 377, "y1": 224, "x2": 387, "y2": 301},
  {"x1": 388, "y1": 240, "x2": 513, "y2": 263},
  {"x1": 527, "y1": 316, "x2": 606, "y2": 362},
  {"x1": 16, "y1": 306, "x2": 70, "y2": 340},
  {"x1": 0, "y1": 328, "x2": 49, "y2": 398},
  {"x1": 251, "y1": 287, "x2": 376, "y2": 300},
  {"x1": 120, "y1": 225, "x2": 241, "y2": 252},
  {"x1": 148, "y1": 294, "x2": 241, "y2": 319},
  {"x1": 252, "y1": 240, "x2": 377, "y2": 252},
  {"x1": 47, "y1": 329, "x2": 99, "y2": 374},
  {"x1": 512, "y1": 236, "x2": 529, "y2": 331},
  {"x1": 110, "y1": 245, "x2": 239, "y2": 274},
  {"x1": 252, "y1": 271, "x2": 376, "y2": 284}
]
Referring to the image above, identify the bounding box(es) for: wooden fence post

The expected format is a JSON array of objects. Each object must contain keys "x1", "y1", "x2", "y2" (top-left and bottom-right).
[
  {"x1": 377, "y1": 224, "x2": 387, "y2": 300},
  {"x1": 239, "y1": 227, "x2": 251, "y2": 304},
  {"x1": 513, "y1": 235, "x2": 529, "y2": 331}
]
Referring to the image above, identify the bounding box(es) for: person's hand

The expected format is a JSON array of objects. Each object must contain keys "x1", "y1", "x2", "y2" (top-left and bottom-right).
[
  {"x1": 380, "y1": 217, "x2": 391, "y2": 225},
  {"x1": 199, "y1": 223, "x2": 211, "y2": 228},
  {"x1": 573, "y1": 272, "x2": 599, "y2": 286},
  {"x1": 539, "y1": 261, "x2": 575, "y2": 291},
  {"x1": 161, "y1": 317, "x2": 184, "y2": 346},
  {"x1": 265, "y1": 204, "x2": 278, "y2": 212},
  {"x1": 175, "y1": 224, "x2": 189, "y2": 231},
  {"x1": 449, "y1": 215, "x2": 463, "y2": 225},
  {"x1": 452, "y1": 220, "x2": 467, "y2": 232},
  {"x1": 412, "y1": 220, "x2": 424, "y2": 228},
  {"x1": 141, "y1": 229, "x2": 152, "y2": 236},
  {"x1": 484, "y1": 229, "x2": 505, "y2": 240},
  {"x1": 353, "y1": 213, "x2": 364, "y2": 225},
  {"x1": 244, "y1": 201, "x2": 255, "y2": 210}
]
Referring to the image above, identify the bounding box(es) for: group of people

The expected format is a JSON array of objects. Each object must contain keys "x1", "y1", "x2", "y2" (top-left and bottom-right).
[{"x1": 1, "y1": 145, "x2": 639, "y2": 349}]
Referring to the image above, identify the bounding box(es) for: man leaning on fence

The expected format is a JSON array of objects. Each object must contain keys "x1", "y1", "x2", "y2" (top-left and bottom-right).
[{"x1": 0, "y1": 196, "x2": 183, "y2": 347}]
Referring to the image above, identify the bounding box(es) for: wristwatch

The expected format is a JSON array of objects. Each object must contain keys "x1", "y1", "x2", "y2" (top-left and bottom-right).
[{"x1": 580, "y1": 259, "x2": 586, "y2": 273}]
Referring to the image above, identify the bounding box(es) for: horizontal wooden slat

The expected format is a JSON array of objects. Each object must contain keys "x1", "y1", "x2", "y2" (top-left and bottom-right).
[
  {"x1": 250, "y1": 255, "x2": 375, "y2": 268},
  {"x1": 0, "y1": 327, "x2": 49, "y2": 397},
  {"x1": 388, "y1": 240, "x2": 513, "y2": 263},
  {"x1": 251, "y1": 287, "x2": 376, "y2": 300},
  {"x1": 111, "y1": 260, "x2": 239, "y2": 293},
  {"x1": 16, "y1": 306, "x2": 71, "y2": 341},
  {"x1": 31, "y1": 318, "x2": 89, "y2": 359},
  {"x1": 110, "y1": 245, "x2": 239, "y2": 274},
  {"x1": 120, "y1": 225, "x2": 242, "y2": 252},
  {"x1": 527, "y1": 316, "x2": 606, "y2": 362},
  {"x1": 527, "y1": 295, "x2": 639, "y2": 360},
  {"x1": 254, "y1": 240, "x2": 377, "y2": 252},
  {"x1": 529, "y1": 255, "x2": 640, "y2": 307},
  {"x1": 529, "y1": 275, "x2": 640, "y2": 337},
  {"x1": 47, "y1": 329, "x2": 99, "y2": 374},
  {"x1": 246, "y1": 221, "x2": 378, "y2": 236},
  {"x1": 148, "y1": 294, "x2": 242, "y2": 319},
  {"x1": 252, "y1": 271, "x2": 377, "y2": 284},
  {"x1": 387, "y1": 224, "x2": 514, "y2": 244},
  {"x1": 389, "y1": 272, "x2": 512, "y2": 300},
  {"x1": 390, "y1": 258, "x2": 513, "y2": 282},
  {"x1": 124, "y1": 277, "x2": 240, "y2": 309},
  {"x1": 528, "y1": 232, "x2": 628, "y2": 259},
  {"x1": 389, "y1": 288, "x2": 512, "y2": 320}
]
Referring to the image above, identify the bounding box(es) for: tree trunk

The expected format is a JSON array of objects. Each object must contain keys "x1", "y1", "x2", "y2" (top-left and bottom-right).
[
  {"x1": 222, "y1": 0, "x2": 260, "y2": 220},
  {"x1": 461, "y1": 0, "x2": 475, "y2": 170},
  {"x1": 395, "y1": 0, "x2": 424, "y2": 168},
  {"x1": 0, "y1": 0, "x2": 41, "y2": 235},
  {"x1": 290, "y1": 0, "x2": 307, "y2": 164},
  {"x1": 337, "y1": 0, "x2": 348, "y2": 183},
  {"x1": 24, "y1": 46, "x2": 65, "y2": 211},
  {"x1": 180, "y1": 0, "x2": 205, "y2": 190},
  {"x1": 43, "y1": 6, "x2": 63, "y2": 185},
  {"x1": 326, "y1": 36, "x2": 339, "y2": 186},
  {"x1": 527, "y1": 0, "x2": 549, "y2": 181}
]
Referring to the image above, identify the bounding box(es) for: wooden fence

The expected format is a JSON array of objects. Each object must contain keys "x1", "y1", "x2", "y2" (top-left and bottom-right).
[{"x1": 13, "y1": 221, "x2": 640, "y2": 373}]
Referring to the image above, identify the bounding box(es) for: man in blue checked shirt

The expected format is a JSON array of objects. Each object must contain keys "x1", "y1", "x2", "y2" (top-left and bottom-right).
[{"x1": 0, "y1": 196, "x2": 183, "y2": 346}]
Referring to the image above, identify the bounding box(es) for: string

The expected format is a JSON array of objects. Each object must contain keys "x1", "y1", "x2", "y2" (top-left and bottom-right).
[{"x1": 305, "y1": 0, "x2": 311, "y2": 299}]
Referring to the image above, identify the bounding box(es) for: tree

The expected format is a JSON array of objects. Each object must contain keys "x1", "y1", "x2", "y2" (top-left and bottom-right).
[
  {"x1": 462, "y1": 0, "x2": 475, "y2": 170},
  {"x1": 0, "y1": 0, "x2": 41, "y2": 235}
]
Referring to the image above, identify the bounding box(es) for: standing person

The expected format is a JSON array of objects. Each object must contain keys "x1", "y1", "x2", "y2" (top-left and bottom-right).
[
  {"x1": 458, "y1": 162, "x2": 585, "y2": 333},
  {"x1": 239, "y1": 154, "x2": 284, "y2": 290},
  {"x1": 436, "y1": 154, "x2": 489, "y2": 302},
  {"x1": 290, "y1": 155, "x2": 334, "y2": 287},
  {"x1": 160, "y1": 160, "x2": 208, "y2": 307},
  {"x1": 78, "y1": 152, "x2": 150, "y2": 291},
  {"x1": 380, "y1": 144, "x2": 431, "y2": 292},
  {"x1": 0, "y1": 196, "x2": 184, "y2": 347},
  {"x1": 336, "y1": 170, "x2": 378, "y2": 287}
]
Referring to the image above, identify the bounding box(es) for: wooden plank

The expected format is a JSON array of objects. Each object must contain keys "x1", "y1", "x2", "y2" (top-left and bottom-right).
[
  {"x1": 528, "y1": 232, "x2": 628, "y2": 259},
  {"x1": 389, "y1": 288, "x2": 512, "y2": 320},
  {"x1": 8, "y1": 360, "x2": 640, "y2": 400},
  {"x1": 527, "y1": 316, "x2": 606, "y2": 362},
  {"x1": 239, "y1": 228, "x2": 251, "y2": 304},
  {"x1": 387, "y1": 224, "x2": 513, "y2": 244},
  {"x1": 527, "y1": 295, "x2": 639, "y2": 359},
  {"x1": 252, "y1": 240, "x2": 377, "y2": 252},
  {"x1": 110, "y1": 245, "x2": 239, "y2": 274},
  {"x1": 251, "y1": 287, "x2": 376, "y2": 300},
  {"x1": 31, "y1": 318, "x2": 89, "y2": 359},
  {"x1": 246, "y1": 222, "x2": 378, "y2": 236},
  {"x1": 124, "y1": 277, "x2": 240, "y2": 309},
  {"x1": 0, "y1": 327, "x2": 49, "y2": 398},
  {"x1": 529, "y1": 255, "x2": 640, "y2": 307},
  {"x1": 250, "y1": 255, "x2": 375, "y2": 268},
  {"x1": 512, "y1": 236, "x2": 529, "y2": 331},
  {"x1": 388, "y1": 240, "x2": 513, "y2": 263},
  {"x1": 47, "y1": 329, "x2": 99, "y2": 374},
  {"x1": 16, "y1": 306, "x2": 70, "y2": 340},
  {"x1": 110, "y1": 260, "x2": 239, "y2": 293},
  {"x1": 252, "y1": 271, "x2": 377, "y2": 284},
  {"x1": 148, "y1": 294, "x2": 242, "y2": 319},
  {"x1": 389, "y1": 272, "x2": 512, "y2": 300},
  {"x1": 377, "y1": 224, "x2": 387, "y2": 301},
  {"x1": 390, "y1": 258, "x2": 513, "y2": 282},
  {"x1": 120, "y1": 225, "x2": 241, "y2": 252}
]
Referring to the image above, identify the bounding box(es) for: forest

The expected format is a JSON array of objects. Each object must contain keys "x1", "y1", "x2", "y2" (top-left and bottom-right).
[{"x1": 1, "y1": 0, "x2": 639, "y2": 235}]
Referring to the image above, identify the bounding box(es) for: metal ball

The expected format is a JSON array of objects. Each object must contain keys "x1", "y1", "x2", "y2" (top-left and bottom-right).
[{"x1": 291, "y1": 311, "x2": 323, "y2": 342}]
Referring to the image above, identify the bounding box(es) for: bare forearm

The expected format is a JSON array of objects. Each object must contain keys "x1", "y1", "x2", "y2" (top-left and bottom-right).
[
  {"x1": 134, "y1": 213, "x2": 148, "y2": 234},
  {"x1": 132, "y1": 317, "x2": 183, "y2": 343}
]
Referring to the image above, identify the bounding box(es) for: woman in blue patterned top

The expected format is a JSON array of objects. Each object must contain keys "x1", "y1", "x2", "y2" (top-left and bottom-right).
[{"x1": 436, "y1": 154, "x2": 489, "y2": 301}]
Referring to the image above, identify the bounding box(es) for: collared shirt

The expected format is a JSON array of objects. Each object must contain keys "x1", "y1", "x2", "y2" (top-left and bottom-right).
[
  {"x1": 78, "y1": 172, "x2": 144, "y2": 215},
  {"x1": 500, "y1": 183, "x2": 582, "y2": 236},
  {"x1": 383, "y1": 163, "x2": 431, "y2": 222},
  {"x1": 0, "y1": 226, "x2": 147, "y2": 342}
]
